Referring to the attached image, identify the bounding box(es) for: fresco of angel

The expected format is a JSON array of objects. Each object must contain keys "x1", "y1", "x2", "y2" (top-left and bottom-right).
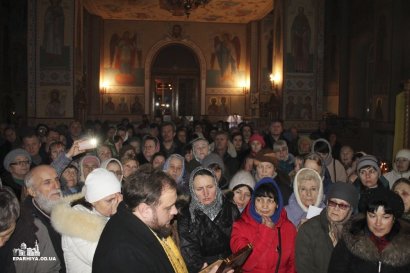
[
  {"x1": 211, "y1": 33, "x2": 241, "y2": 79},
  {"x1": 109, "y1": 31, "x2": 142, "y2": 85}
]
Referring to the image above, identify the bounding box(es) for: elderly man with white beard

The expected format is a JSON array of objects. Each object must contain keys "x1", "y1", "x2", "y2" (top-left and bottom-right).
[{"x1": 8, "y1": 165, "x2": 65, "y2": 273}]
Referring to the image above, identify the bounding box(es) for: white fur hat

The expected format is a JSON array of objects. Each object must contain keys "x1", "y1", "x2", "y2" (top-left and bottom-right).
[
  {"x1": 396, "y1": 149, "x2": 410, "y2": 161},
  {"x1": 229, "y1": 170, "x2": 256, "y2": 191},
  {"x1": 84, "y1": 168, "x2": 121, "y2": 203}
]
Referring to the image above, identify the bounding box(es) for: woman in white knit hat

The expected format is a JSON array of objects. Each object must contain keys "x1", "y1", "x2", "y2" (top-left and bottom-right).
[
  {"x1": 227, "y1": 170, "x2": 256, "y2": 213},
  {"x1": 384, "y1": 149, "x2": 410, "y2": 188},
  {"x1": 51, "y1": 168, "x2": 122, "y2": 273}
]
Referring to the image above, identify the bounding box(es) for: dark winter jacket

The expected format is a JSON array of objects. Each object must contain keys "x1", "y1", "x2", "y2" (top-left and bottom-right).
[
  {"x1": 0, "y1": 171, "x2": 23, "y2": 200},
  {"x1": 296, "y1": 208, "x2": 335, "y2": 273},
  {"x1": 92, "y1": 202, "x2": 175, "y2": 273},
  {"x1": 178, "y1": 198, "x2": 240, "y2": 273},
  {"x1": 264, "y1": 133, "x2": 288, "y2": 151},
  {"x1": 354, "y1": 179, "x2": 389, "y2": 212},
  {"x1": 327, "y1": 215, "x2": 410, "y2": 273},
  {"x1": 8, "y1": 196, "x2": 65, "y2": 273},
  {"x1": 0, "y1": 240, "x2": 16, "y2": 273}
]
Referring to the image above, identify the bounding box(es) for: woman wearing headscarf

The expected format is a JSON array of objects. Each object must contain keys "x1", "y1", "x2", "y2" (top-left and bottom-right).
[
  {"x1": 79, "y1": 154, "x2": 100, "y2": 184},
  {"x1": 100, "y1": 158, "x2": 124, "y2": 183},
  {"x1": 177, "y1": 167, "x2": 240, "y2": 273},
  {"x1": 51, "y1": 168, "x2": 123, "y2": 273},
  {"x1": 328, "y1": 188, "x2": 410, "y2": 273},
  {"x1": 311, "y1": 138, "x2": 347, "y2": 183},
  {"x1": 384, "y1": 149, "x2": 410, "y2": 188},
  {"x1": 230, "y1": 177, "x2": 297, "y2": 273},
  {"x1": 296, "y1": 182, "x2": 359, "y2": 273},
  {"x1": 285, "y1": 168, "x2": 325, "y2": 228},
  {"x1": 163, "y1": 153, "x2": 188, "y2": 195},
  {"x1": 392, "y1": 178, "x2": 410, "y2": 223},
  {"x1": 201, "y1": 153, "x2": 229, "y2": 190}
]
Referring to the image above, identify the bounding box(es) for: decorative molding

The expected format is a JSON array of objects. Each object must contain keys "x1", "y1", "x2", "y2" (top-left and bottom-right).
[
  {"x1": 39, "y1": 71, "x2": 71, "y2": 86},
  {"x1": 206, "y1": 88, "x2": 241, "y2": 95},
  {"x1": 104, "y1": 86, "x2": 145, "y2": 94},
  {"x1": 285, "y1": 77, "x2": 315, "y2": 90}
]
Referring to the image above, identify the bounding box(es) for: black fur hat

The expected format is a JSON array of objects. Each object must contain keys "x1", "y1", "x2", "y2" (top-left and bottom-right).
[{"x1": 359, "y1": 187, "x2": 404, "y2": 219}]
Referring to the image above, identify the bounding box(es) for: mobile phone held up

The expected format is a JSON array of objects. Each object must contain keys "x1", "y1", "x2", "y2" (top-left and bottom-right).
[{"x1": 78, "y1": 138, "x2": 98, "y2": 150}]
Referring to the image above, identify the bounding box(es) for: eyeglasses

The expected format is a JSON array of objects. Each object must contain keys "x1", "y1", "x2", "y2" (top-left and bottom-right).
[
  {"x1": 10, "y1": 160, "x2": 30, "y2": 166},
  {"x1": 327, "y1": 200, "x2": 350, "y2": 210}
]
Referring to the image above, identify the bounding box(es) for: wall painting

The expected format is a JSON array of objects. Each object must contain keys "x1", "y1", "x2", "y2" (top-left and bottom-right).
[
  {"x1": 104, "y1": 31, "x2": 144, "y2": 87},
  {"x1": 207, "y1": 32, "x2": 243, "y2": 88}
]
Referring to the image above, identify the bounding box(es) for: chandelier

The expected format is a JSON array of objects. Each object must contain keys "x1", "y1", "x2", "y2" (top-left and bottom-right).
[{"x1": 159, "y1": 0, "x2": 211, "y2": 17}]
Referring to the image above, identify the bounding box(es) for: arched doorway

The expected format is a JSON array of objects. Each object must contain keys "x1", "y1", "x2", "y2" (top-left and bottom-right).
[{"x1": 150, "y1": 44, "x2": 200, "y2": 118}]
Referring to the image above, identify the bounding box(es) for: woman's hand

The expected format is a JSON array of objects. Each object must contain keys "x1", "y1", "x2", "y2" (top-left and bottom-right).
[
  {"x1": 66, "y1": 140, "x2": 85, "y2": 158},
  {"x1": 261, "y1": 216, "x2": 275, "y2": 228}
]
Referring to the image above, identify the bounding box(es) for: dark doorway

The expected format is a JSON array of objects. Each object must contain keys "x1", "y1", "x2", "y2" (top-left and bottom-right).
[{"x1": 151, "y1": 44, "x2": 200, "y2": 118}]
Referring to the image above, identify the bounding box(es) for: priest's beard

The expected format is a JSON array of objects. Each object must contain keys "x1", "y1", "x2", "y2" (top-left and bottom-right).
[{"x1": 149, "y1": 210, "x2": 173, "y2": 238}]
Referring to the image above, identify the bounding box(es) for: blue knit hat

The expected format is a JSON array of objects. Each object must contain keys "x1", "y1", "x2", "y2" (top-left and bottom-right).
[{"x1": 249, "y1": 177, "x2": 284, "y2": 224}]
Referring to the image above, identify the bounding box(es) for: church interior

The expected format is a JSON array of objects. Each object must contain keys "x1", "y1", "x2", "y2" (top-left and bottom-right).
[{"x1": 0, "y1": 0, "x2": 409, "y2": 161}]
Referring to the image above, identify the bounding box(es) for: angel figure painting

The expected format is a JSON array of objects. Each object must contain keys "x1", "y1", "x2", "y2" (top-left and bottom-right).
[
  {"x1": 108, "y1": 31, "x2": 142, "y2": 85},
  {"x1": 211, "y1": 33, "x2": 241, "y2": 83}
]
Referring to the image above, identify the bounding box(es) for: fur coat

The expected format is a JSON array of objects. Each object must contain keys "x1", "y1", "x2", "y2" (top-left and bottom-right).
[
  {"x1": 51, "y1": 193, "x2": 108, "y2": 273},
  {"x1": 327, "y1": 215, "x2": 410, "y2": 273}
]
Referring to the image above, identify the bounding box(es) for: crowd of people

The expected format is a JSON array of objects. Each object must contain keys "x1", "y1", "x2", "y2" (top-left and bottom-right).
[{"x1": 0, "y1": 116, "x2": 409, "y2": 273}]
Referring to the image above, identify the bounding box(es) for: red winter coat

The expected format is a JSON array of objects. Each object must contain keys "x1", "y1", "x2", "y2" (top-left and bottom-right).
[{"x1": 230, "y1": 206, "x2": 297, "y2": 273}]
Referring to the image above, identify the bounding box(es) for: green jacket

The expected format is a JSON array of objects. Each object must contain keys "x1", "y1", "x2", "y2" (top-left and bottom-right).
[{"x1": 296, "y1": 209, "x2": 334, "y2": 273}]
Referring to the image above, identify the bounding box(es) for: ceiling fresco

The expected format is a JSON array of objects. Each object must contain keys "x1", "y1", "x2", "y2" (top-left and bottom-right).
[{"x1": 84, "y1": 0, "x2": 273, "y2": 24}]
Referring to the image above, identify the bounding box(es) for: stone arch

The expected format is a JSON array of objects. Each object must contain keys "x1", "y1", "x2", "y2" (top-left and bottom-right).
[{"x1": 144, "y1": 39, "x2": 207, "y2": 115}]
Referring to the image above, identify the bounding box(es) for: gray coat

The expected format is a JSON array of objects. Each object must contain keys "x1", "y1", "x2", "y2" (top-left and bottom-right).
[{"x1": 296, "y1": 208, "x2": 334, "y2": 273}]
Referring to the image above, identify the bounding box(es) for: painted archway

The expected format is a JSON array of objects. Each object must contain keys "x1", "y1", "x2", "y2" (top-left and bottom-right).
[{"x1": 144, "y1": 39, "x2": 207, "y2": 115}]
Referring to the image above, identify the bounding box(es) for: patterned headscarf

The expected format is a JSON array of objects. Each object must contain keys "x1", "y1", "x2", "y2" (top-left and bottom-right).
[
  {"x1": 188, "y1": 166, "x2": 223, "y2": 223},
  {"x1": 162, "y1": 154, "x2": 186, "y2": 184}
]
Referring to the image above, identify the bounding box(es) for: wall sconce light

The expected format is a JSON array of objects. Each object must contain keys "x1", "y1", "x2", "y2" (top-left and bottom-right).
[
  {"x1": 100, "y1": 82, "x2": 109, "y2": 95},
  {"x1": 239, "y1": 80, "x2": 249, "y2": 116},
  {"x1": 239, "y1": 80, "x2": 249, "y2": 95},
  {"x1": 269, "y1": 73, "x2": 280, "y2": 90},
  {"x1": 242, "y1": 86, "x2": 249, "y2": 95}
]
